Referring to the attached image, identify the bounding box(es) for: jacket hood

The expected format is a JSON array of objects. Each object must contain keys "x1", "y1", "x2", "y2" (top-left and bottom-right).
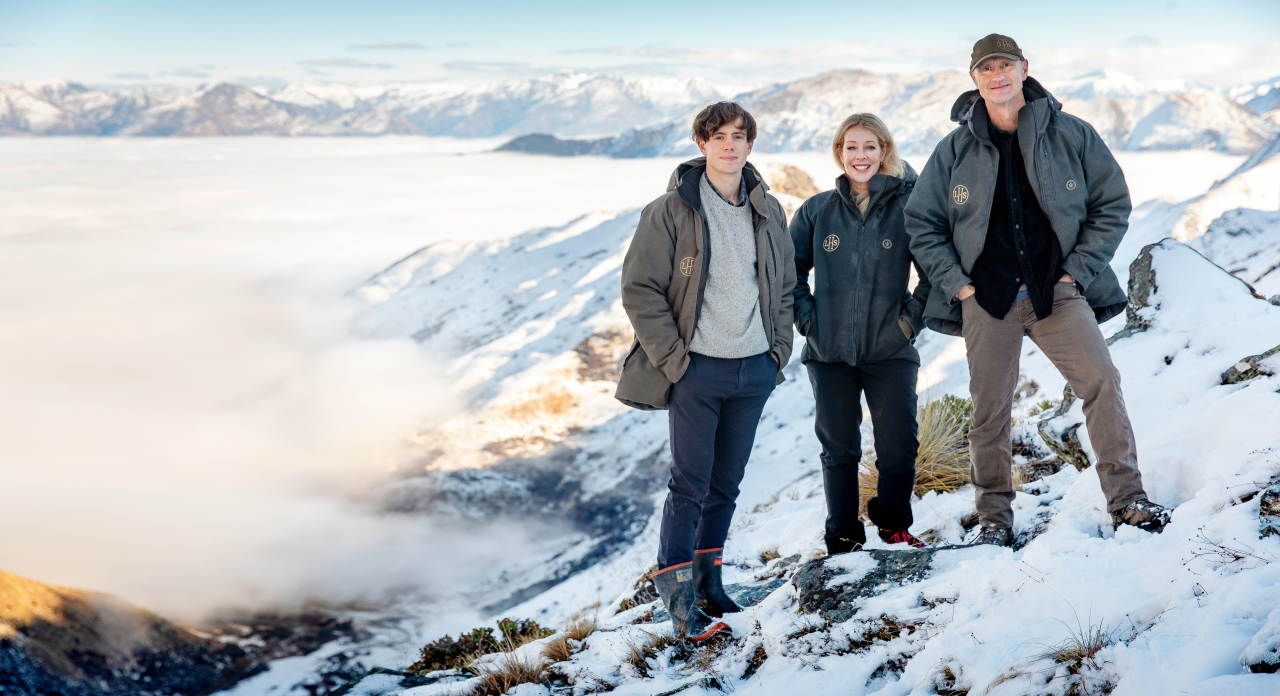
[
  {"x1": 949, "y1": 75, "x2": 1060, "y2": 125},
  {"x1": 834, "y1": 160, "x2": 918, "y2": 210}
]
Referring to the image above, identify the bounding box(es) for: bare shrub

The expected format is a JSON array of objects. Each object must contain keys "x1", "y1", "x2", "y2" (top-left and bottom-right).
[
  {"x1": 407, "y1": 618, "x2": 553, "y2": 674},
  {"x1": 860, "y1": 395, "x2": 971, "y2": 516}
]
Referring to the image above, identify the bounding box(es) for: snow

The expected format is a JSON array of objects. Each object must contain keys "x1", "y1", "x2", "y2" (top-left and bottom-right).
[
  {"x1": 1, "y1": 132, "x2": 1278, "y2": 694},
  {"x1": 340, "y1": 139, "x2": 1280, "y2": 693}
]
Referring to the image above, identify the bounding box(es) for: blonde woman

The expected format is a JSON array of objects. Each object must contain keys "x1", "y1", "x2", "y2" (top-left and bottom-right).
[{"x1": 789, "y1": 113, "x2": 931, "y2": 553}]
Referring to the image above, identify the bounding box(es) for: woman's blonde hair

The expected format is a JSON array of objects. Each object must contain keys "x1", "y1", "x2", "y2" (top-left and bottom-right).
[{"x1": 831, "y1": 113, "x2": 905, "y2": 213}]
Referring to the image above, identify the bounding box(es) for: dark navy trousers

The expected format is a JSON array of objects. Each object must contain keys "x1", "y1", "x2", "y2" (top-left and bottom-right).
[
  {"x1": 806, "y1": 358, "x2": 919, "y2": 543},
  {"x1": 656, "y1": 352, "x2": 776, "y2": 570}
]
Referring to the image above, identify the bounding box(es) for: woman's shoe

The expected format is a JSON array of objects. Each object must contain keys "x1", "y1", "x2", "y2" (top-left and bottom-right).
[{"x1": 877, "y1": 528, "x2": 927, "y2": 548}]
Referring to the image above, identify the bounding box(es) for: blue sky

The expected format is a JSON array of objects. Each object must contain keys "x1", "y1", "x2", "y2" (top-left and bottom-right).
[{"x1": 2, "y1": 0, "x2": 1278, "y2": 89}]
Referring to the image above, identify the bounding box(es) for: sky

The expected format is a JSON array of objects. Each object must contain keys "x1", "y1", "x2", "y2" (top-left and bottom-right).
[{"x1": 2, "y1": 0, "x2": 1279, "y2": 92}]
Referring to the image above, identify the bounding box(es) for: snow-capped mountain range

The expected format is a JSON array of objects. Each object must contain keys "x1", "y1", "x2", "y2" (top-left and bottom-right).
[
  {"x1": 0, "y1": 73, "x2": 722, "y2": 138},
  {"x1": 3, "y1": 69, "x2": 1277, "y2": 155}
]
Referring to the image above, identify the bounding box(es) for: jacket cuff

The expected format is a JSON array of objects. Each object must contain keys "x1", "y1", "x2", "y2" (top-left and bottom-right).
[
  {"x1": 1060, "y1": 256, "x2": 1096, "y2": 290},
  {"x1": 940, "y1": 269, "x2": 973, "y2": 305}
]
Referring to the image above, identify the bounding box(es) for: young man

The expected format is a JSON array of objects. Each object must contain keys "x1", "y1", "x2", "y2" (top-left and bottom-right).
[
  {"x1": 905, "y1": 35, "x2": 1171, "y2": 547},
  {"x1": 616, "y1": 102, "x2": 795, "y2": 639}
]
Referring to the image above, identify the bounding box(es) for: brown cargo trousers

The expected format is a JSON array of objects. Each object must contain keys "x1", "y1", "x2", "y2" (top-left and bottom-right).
[{"x1": 962, "y1": 281, "x2": 1147, "y2": 529}]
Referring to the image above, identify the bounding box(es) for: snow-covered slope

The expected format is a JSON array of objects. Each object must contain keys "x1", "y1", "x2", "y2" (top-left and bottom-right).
[
  {"x1": 1229, "y1": 75, "x2": 1280, "y2": 117},
  {"x1": 4, "y1": 70, "x2": 1277, "y2": 154},
  {"x1": 225, "y1": 135, "x2": 1280, "y2": 696}
]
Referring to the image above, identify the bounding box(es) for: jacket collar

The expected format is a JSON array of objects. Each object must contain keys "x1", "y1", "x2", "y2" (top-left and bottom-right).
[
  {"x1": 667, "y1": 157, "x2": 771, "y2": 218},
  {"x1": 834, "y1": 161, "x2": 918, "y2": 212},
  {"x1": 950, "y1": 76, "x2": 1060, "y2": 143}
]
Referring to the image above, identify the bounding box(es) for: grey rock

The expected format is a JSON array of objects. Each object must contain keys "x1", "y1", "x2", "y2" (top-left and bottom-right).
[
  {"x1": 330, "y1": 667, "x2": 466, "y2": 696},
  {"x1": 1260, "y1": 485, "x2": 1280, "y2": 518},
  {"x1": 649, "y1": 576, "x2": 787, "y2": 624},
  {"x1": 1036, "y1": 385, "x2": 1091, "y2": 471},
  {"x1": 792, "y1": 549, "x2": 940, "y2": 623},
  {"x1": 1220, "y1": 344, "x2": 1280, "y2": 385},
  {"x1": 1107, "y1": 241, "x2": 1161, "y2": 344}
]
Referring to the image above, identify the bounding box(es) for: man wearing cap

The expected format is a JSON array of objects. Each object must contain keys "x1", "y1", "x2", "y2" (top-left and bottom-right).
[{"x1": 904, "y1": 34, "x2": 1171, "y2": 546}]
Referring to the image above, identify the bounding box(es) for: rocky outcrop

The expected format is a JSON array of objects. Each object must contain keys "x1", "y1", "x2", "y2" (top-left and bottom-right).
[
  {"x1": 1036, "y1": 385, "x2": 1091, "y2": 472},
  {"x1": 1107, "y1": 242, "x2": 1162, "y2": 344},
  {"x1": 1221, "y1": 344, "x2": 1280, "y2": 385},
  {"x1": 792, "y1": 550, "x2": 938, "y2": 623},
  {"x1": 765, "y1": 163, "x2": 820, "y2": 199}
]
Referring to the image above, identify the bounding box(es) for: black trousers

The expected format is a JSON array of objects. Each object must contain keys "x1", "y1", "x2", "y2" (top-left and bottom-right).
[
  {"x1": 806, "y1": 358, "x2": 919, "y2": 544},
  {"x1": 657, "y1": 352, "x2": 776, "y2": 570}
]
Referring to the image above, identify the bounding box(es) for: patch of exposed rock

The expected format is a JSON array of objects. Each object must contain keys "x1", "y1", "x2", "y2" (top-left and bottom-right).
[
  {"x1": 792, "y1": 550, "x2": 939, "y2": 623},
  {"x1": 1221, "y1": 343, "x2": 1280, "y2": 385},
  {"x1": 1036, "y1": 385, "x2": 1090, "y2": 472},
  {"x1": 766, "y1": 163, "x2": 819, "y2": 222}
]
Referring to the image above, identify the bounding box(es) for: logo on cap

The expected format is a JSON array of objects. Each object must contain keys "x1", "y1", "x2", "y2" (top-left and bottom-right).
[
  {"x1": 1066, "y1": 180, "x2": 1077, "y2": 191},
  {"x1": 823, "y1": 234, "x2": 840, "y2": 252},
  {"x1": 996, "y1": 38, "x2": 1014, "y2": 52},
  {"x1": 953, "y1": 185, "x2": 969, "y2": 205},
  {"x1": 679, "y1": 257, "x2": 695, "y2": 276}
]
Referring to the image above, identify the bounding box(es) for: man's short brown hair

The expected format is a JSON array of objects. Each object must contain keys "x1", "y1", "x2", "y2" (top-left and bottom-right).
[{"x1": 691, "y1": 101, "x2": 757, "y2": 144}]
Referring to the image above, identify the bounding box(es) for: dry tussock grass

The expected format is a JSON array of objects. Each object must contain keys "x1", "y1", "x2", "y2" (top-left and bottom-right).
[
  {"x1": 859, "y1": 395, "x2": 972, "y2": 516},
  {"x1": 983, "y1": 614, "x2": 1115, "y2": 695},
  {"x1": 470, "y1": 650, "x2": 548, "y2": 696},
  {"x1": 542, "y1": 605, "x2": 599, "y2": 663},
  {"x1": 619, "y1": 629, "x2": 675, "y2": 678}
]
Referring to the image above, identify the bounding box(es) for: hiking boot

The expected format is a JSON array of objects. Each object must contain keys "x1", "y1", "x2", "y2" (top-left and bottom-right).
[
  {"x1": 652, "y1": 562, "x2": 730, "y2": 642},
  {"x1": 970, "y1": 526, "x2": 1013, "y2": 547},
  {"x1": 878, "y1": 528, "x2": 927, "y2": 549},
  {"x1": 825, "y1": 533, "x2": 865, "y2": 556},
  {"x1": 693, "y1": 548, "x2": 742, "y2": 618},
  {"x1": 1111, "y1": 499, "x2": 1171, "y2": 533}
]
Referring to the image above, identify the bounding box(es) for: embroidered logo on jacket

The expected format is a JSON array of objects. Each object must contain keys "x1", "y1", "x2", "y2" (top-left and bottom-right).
[
  {"x1": 953, "y1": 185, "x2": 969, "y2": 205},
  {"x1": 823, "y1": 234, "x2": 840, "y2": 252},
  {"x1": 679, "y1": 257, "x2": 695, "y2": 276},
  {"x1": 882, "y1": 239, "x2": 893, "y2": 249},
  {"x1": 1066, "y1": 180, "x2": 1077, "y2": 191}
]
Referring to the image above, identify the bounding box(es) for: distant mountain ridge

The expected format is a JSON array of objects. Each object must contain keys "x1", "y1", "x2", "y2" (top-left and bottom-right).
[
  {"x1": 0, "y1": 72, "x2": 724, "y2": 138},
  {"x1": 3, "y1": 69, "x2": 1277, "y2": 155}
]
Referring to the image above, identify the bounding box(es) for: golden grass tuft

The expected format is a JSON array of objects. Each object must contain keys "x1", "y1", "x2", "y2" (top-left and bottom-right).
[
  {"x1": 1039, "y1": 620, "x2": 1112, "y2": 673},
  {"x1": 470, "y1": 650, "x2": 548, "y2": 696},
  {"x1": 542, "y1": 605, "x2": 599, "y2": 663},
  {"x1": 859, "y1": 395, "x2": 972, "y2": 517}
]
